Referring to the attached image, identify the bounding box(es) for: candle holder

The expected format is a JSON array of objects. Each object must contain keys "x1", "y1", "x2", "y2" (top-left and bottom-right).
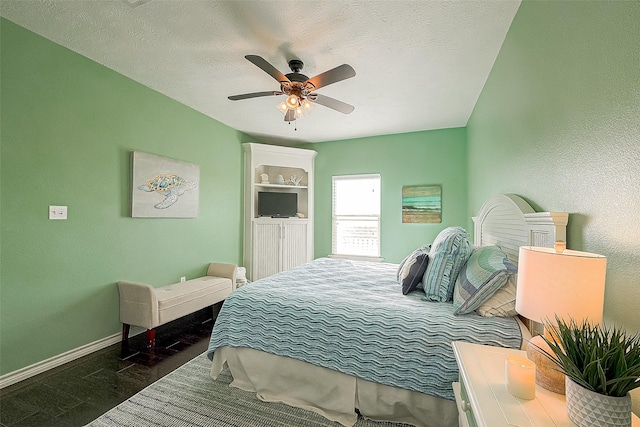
[{"x1": 506, "y1": 355, "x2": 536, "y2": 400}]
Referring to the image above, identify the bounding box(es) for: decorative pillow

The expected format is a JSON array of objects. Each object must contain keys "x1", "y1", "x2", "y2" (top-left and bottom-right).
[
  {"x1": 453, "y1": 246, "x2": 517, "y2": 315},
  {"x1": 397, "y1": 246, "x2": 430, "y2": 295},
  {"x1": 476, "y1": 273, "x2": 518, "y2": 317},
  {"x1": 423, "y1": 227, "x2": 473, "y2": 302}
]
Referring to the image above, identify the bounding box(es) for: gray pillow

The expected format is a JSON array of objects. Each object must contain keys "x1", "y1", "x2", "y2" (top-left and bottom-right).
[{"x1": 397, "y1": 246, "x2": 430, "y2": 295}]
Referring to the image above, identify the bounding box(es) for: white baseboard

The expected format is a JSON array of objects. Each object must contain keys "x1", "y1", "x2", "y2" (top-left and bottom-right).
[{"x1": 0, "y1": 333, "x2": 121, "y2": 389}]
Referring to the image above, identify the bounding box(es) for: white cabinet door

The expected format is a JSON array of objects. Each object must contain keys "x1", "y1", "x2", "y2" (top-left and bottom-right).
[
  {"x1": 252, "y1": 221, "x2": 281, "y2": 281},
  {"x1": 252, "y1": 219, "x2": 308, "y2": 281},
  {"x1": 281, "y1": 221, "x2": 307, "y2": 271}
]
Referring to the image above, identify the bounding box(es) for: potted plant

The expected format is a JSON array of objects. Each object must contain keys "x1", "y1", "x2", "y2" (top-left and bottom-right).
[{"x1": 539, "y1": 317, "x2": 640, "y2": 427}]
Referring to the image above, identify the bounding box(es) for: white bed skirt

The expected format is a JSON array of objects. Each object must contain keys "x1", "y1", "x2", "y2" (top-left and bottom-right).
[
  {"x1": 209, "y1": 320, "x2": 531, "y2": 427},
  {"x1": 211, "y1": 346, "x2": 458, "y2": 427}
]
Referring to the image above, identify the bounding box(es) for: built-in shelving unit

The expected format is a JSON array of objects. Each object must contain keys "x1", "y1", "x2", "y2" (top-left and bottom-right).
[{"x1": 243, "y1": 143, "x2": 317, "y2": 281}]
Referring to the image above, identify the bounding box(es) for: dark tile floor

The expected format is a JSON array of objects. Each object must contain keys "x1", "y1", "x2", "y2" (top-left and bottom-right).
[{"x1": 0, "y1": 306, "x2": 220, "y2": 427}]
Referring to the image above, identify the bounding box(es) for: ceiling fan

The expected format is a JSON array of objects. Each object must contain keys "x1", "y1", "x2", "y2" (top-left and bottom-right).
[{"x1": 228, "y1": 55, "x2": 356, "y2": 122}]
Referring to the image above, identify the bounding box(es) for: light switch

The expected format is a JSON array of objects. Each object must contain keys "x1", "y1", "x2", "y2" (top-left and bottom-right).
[{"x1": 49, "y1": 205, "x2": 68, "y2": 220}]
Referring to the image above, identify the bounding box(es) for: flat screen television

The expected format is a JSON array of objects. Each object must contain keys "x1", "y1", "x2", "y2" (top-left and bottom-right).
[{"x1": 258, "y1": 192, "x2": 298, "y2": 218}]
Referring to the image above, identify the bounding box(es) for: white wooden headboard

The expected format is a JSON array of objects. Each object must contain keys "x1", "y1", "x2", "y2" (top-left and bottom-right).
[
  {"x1": 472, "y1": 194, "x2": 568, "y2": 336},
  {"x1": 472, "y1": 194, "x2": 568, "y2": 263}
]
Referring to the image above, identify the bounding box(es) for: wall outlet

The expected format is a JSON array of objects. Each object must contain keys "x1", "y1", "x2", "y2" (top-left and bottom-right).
[
  {"x1": 180, "y1": 276, "x2": 186, "y2": 283},
  {"x1": 49, "y1": 205, "x2": 68, "y2": 220}
]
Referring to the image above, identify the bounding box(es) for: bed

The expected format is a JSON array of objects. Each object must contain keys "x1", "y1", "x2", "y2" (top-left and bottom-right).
[{"x1": 207, "y1": 194, "x2": 568, "y2": 427}]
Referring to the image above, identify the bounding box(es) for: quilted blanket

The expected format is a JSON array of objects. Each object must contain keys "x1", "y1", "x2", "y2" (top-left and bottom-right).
[{"x1": 207, "y1": 258, "x2": 522, "y2": 400}]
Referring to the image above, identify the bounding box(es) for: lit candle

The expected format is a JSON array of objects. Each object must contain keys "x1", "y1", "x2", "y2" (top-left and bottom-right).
[{"x1": 505, "y1": 355, "x2": 536, "y2": 400}]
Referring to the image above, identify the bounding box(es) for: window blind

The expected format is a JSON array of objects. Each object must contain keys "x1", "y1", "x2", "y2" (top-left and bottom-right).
[{"x1": 332, "y1": 174, "x2": 381, "y2": 257}]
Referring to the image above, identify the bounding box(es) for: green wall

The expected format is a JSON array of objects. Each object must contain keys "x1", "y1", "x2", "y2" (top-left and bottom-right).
[
  {"x1": 467, "y1": 2, "x2": 639, "y2": 411},
  {"x1": 308, "y1": 128, "x2": 467, "y2": 263},
  {"x1": 0, "y1": 19, "x2": 247, "y2": 375},
  {"x1": 468, "y1": 0, "x2": 639, "y2": 334}
]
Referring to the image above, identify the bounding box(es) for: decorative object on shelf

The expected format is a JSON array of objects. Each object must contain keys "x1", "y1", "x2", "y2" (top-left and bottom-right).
[
  {"x1": 260, "y1": 173, "x2": 269, "y2": 184},
  {"x1": 515, "y1": 242, "x2": 607, "y2": 394},
  {"x1": 131, "y1": 151, "x2": 199, "y2": 218},
  {"x1": 288, "y1": 175, "x2": 303, "y2": 186},
  {"x1": 540, "y1": 318, "x2": 640, "y2": 427},
  {"x1": 296, "y1": 212, "x2": 305, "y2": 218},
  {"x1": 275, "y1": 174, "x2": 285, "y2": 185},
  {"x1": 505, "y1": 355, "x2": 536, "y2": 400},
  {"x1": 401, "y1": 185, "x2": 441, "y2": 223}
]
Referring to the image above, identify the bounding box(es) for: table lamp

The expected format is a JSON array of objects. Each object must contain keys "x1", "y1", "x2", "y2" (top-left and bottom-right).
[{"x1": 516, "y1": 242, "x2": 607, "y2": 394}]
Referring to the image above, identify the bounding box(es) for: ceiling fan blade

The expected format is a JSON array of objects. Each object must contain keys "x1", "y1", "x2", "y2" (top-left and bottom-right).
[
  {"x1": 245, "y1": 55, "x2": 290, "y2": 83},
  {"x1": 305, "y1": 64, "x2": 356, "y2": 90},
  {"x1": 228, "y1": 91, "x2": 283, "y2": 101},
  {"x1": 310, "y1": 94, "x2": 355, "y2": 114}
]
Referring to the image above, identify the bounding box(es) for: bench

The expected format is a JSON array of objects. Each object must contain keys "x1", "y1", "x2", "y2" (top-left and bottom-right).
[{"x1": 118, "y1": 262, "x2": 237, "y2": 347}]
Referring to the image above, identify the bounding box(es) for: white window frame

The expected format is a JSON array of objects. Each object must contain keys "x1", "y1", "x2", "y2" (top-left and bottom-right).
[{"x1": 330, "y1": 173, "x2": 383, "y2": 262}]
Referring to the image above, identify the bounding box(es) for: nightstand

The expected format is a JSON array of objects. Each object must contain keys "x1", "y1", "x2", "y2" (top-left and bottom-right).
[{"x1": 451, "y1": 341, "x2": 640, "y2": 427}]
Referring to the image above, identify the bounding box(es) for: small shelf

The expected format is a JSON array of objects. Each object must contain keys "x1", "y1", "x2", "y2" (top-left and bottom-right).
[
  {"x1": 254, "y1": 216, "x2": 308, "y2": 220},
  {"x1": 255, "y1": 183, "x2": 308, "y2": 189}
]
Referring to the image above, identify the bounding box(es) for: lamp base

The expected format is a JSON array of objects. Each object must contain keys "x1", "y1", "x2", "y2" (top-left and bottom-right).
[{"x1": 526, "y1": 335, "x2": 566, "y2": 395}]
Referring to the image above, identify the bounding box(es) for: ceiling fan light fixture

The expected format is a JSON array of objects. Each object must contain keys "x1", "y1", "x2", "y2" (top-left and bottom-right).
[
  {"x1": 285, "y1": 94, "x2": 299, "y2": 108},
  {"x1": 301, "y1": 99, "x2": 313, "y2": 111},
  {"x1": 277, "y1": 101, "x2": 289, "y2": 113}
]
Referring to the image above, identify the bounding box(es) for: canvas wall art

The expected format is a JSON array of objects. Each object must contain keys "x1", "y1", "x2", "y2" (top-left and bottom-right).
[
  {"x1": 131, "y1": 151, "x2": 199, "y2": 218},
  {"x1": 402, "y1": 185, "x2": 442, "y2": 223}
]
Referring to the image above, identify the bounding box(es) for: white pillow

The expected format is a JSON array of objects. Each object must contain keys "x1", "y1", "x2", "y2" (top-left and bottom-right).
[{"x1": 476, "y1": 274, "x2": 517, "y2": 317}]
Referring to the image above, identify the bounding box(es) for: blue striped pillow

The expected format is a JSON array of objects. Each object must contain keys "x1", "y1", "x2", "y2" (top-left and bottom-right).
[
  {"x1": 422, "y1": 227, "x2": 473, "y2": 302},
  {"x1": 453, "y1": 246, "x2": 517, "y2": 315}
]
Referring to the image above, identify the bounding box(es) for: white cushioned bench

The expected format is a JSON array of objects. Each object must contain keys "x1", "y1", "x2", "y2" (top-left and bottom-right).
[{"x1": 118, "y1": 262, "x2": 236, "y2": 347}]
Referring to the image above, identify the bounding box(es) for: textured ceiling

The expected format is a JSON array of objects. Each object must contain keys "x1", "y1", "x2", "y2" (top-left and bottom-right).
[{"x1": 1, "y1": 0, "x2": 521, "y2": 145}]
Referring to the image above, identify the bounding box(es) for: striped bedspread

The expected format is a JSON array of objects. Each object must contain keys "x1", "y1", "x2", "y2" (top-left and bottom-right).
[{"x1": 207, "y1": 257, "x2": 522, "y2": 400}]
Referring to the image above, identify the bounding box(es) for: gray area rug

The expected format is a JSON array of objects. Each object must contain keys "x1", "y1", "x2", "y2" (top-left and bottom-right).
[{"x1": 86, "y1": 353, "x2": 410, "y2": 427}]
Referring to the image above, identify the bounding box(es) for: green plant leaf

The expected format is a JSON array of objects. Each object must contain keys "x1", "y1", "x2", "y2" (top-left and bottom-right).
[{"x1": 540, "y1": 317, "x2": 640, "y2": 397}]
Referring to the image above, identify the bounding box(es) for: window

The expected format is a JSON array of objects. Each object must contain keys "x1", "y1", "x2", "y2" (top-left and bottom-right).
[{"x1": 332, "y1": 174, "x2": 381, "y2": 258}]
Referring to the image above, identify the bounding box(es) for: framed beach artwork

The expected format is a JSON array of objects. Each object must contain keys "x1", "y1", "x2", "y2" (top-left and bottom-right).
[
  {"x1": 131, "y1": 151, "x2": 199, "y2": 218},
  {"x1": 402, "y1": 185, "x2": 442, "y2": 223}
]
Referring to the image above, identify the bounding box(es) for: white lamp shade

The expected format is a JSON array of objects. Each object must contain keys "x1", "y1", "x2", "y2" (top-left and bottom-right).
[{"x1": 516, "y1": 246, "x2": 606, "y2": 325}]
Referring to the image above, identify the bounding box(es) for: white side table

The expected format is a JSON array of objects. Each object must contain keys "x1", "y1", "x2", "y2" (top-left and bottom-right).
[{"x1": 451, "y1": 341, "x2": 640, "y2": 427}]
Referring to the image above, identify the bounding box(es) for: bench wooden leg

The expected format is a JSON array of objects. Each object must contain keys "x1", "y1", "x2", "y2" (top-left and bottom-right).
[
  {"x1": 122, "y1": 323, "x2": 131, "y2": 341},
  {"x1": 146, "y1": 328, "x2": 156, "y2": 348}
]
